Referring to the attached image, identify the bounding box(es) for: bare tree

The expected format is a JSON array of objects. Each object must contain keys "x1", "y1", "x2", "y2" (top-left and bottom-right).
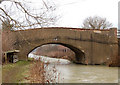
[
  {"x1": 2, "y1": 18, "x2": 14, "y2": 30},
  {"x1": 82, "y1": 16, "x2": 113, "y2": 29},
  {"x1": 0, "y1": 0, "x2": 58, "y2": 30},
  {"x1": 0, "y1": 0, "x2": 59, "y2": 64}
]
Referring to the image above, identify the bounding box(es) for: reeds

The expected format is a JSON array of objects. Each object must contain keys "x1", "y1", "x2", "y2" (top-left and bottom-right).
[{"x1": 28, "y1": 58, "x2": 61, "y2": 83}]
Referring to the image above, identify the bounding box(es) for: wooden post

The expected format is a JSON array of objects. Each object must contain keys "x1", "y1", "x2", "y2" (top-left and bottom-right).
[{"x1": 4, "y1": 53, "x2": 7, "y2": 64}]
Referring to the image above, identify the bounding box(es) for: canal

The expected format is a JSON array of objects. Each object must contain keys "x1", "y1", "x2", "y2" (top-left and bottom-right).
[
  {"x1": 46, "y1": 64, "x2": 118, "y2": 83},
  {"x1": 29, "y1": 54, "x2": 119, "y2": 83}
]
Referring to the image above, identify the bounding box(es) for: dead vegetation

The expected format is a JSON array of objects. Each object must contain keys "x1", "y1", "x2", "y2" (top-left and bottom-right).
[
  {"x1": 0, "y1": 0, "x2": 58, "y2": 30},
  {"x1": 27, "y1": 58, "x2": 61, "y2": 83}
]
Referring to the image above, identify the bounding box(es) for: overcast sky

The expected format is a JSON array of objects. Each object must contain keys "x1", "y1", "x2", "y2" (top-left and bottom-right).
[
  {"x1": 27, "y1": 0, "x2": 120, "y2": 29},
  {"x1": 0, "y1": 0, "x2": 120, "y2": 29},
  {"x1": 54, "y1": 0, "x2": 120, "y2": 28}
]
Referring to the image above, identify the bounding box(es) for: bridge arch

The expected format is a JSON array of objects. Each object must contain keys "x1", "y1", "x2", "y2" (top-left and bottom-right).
[{"x1": 28, "y1": 42, "x2": 86, "y2": 64}]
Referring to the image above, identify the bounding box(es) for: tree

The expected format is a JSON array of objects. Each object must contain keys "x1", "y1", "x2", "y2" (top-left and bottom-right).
[
  {"x1": 0, "y1": 0, "x2": 58, "y2": 30},
  {"x1": 2, "y1": 18, "x2": 14, "y2": 31},
  {"x1": 82, "y1": 16, "x2": 113, "y2": 29},
  {"x1": 0, "y1": 0, "x2": 59, "y2": 64}
]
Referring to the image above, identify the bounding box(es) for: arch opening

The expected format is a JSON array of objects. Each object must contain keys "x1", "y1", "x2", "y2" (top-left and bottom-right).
[{"x1": 28, "y1": 43, "x2": 85, "y2": 64}]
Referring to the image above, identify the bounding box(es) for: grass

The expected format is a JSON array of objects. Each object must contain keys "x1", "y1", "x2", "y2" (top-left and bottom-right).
[
  {"x1": 2, "y1": 58, "x2": 61, "y2": 83},
  {"x1": 2, "y1": 61, "x2": 32, "y2": 83}
]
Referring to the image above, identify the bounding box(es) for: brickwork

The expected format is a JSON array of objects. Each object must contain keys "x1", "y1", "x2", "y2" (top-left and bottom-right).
[{"x1": 2, "y1": 27, "x2": 118, "y2": 65}]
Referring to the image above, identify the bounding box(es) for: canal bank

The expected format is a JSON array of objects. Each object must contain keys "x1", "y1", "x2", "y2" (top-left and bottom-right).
[
  {"x1": 2, "y1": 61, "x2": 31, "y2": 83},
  {"x1": 2, "y1": 53, "x2": 119, "y2": 83},
  {"x1": 2, "y1": 61, "x2": 119, "y2": 83},
  {"x1": 28, "y1": 54, "x2": 119, "y2": 83}
]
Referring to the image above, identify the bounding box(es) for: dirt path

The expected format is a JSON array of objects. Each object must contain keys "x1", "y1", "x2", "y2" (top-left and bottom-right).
[{"x1": 2, "y1": 61, "x2": 31, "y2": 83}]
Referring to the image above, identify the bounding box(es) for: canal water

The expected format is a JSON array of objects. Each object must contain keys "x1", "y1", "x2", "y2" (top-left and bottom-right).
[
  {"x1": 46, "y1": 64, "x2": 118, "y2": 83},
  {"x1": 28, "y1": 53, "x2": 119, "y2": 83}
]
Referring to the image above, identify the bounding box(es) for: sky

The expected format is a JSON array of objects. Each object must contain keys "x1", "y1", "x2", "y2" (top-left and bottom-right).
[
  {"x1": 25, "y1": 0, "x2": 120, "y2": 29},
  {"x1": 53, "y1": 0, "x2": 120, "y2": 28},
  {"x1": 0, "y1": 0, "x2": 120, "y2": 29}
]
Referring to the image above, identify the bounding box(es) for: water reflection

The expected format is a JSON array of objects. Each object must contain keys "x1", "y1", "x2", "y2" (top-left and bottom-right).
[
  {"x1": 28, "y1": 53, "x2": 71, "y2": 64},
  {"x1": 53, "y1": 64, "x2": 118, "y2": 83},
  {"x1": 28, "y1": 53, "x2": 118, "y2": 83}
]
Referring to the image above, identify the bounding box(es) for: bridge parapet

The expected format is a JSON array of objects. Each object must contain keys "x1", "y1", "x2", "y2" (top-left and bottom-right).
[
  {"x1": 91, "y1": 28, "x2": 118, "y2": 44},
  {"x1": 12, "y1": 27, "x2": 117, "y2": 43}
]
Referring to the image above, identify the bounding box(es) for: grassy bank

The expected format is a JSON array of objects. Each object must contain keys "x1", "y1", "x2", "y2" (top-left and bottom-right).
[
  {"x1": 2, "y1": 59, "x2": 61, "y2": 83},
  {"x1": 2, "y1": 61, "x2": 32, "y2": 83}
]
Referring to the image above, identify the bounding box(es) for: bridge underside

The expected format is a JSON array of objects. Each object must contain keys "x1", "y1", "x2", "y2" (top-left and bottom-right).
[{"x1": 28, "y1": 43, "x2": 86, "y2": 64}]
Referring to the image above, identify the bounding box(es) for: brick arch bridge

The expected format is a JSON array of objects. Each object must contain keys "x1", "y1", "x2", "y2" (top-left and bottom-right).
[{"x1": 3, "y1": 27, "x2": 118, "y2": 64}]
